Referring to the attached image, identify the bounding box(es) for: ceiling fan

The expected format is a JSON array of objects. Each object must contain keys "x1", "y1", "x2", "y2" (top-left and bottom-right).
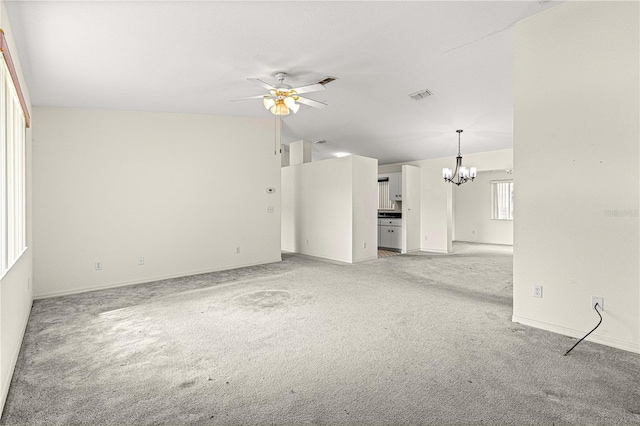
[{"x1": 233, "y1": 72, "x2": 333, "y2": 116}]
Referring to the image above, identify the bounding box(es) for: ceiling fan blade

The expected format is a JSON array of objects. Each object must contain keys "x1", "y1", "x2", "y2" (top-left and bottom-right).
[
  {"x1": 230, "y1": 94, "x2": 269, "y2": 102},
  {"x1": 291, "y1": 83, "x2": 325, "y2": 94},
  {"x1": 296, "y1": 97, "x2": 327, "y2": 109},
  {"x1": 247, "y1": 78, "x2": 276, "y2": 91}
]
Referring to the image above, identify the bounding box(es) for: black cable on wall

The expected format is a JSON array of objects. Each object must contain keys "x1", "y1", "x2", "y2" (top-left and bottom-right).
[{"x1": 564, "y1": 303, "x2": 603, "y2": 356}]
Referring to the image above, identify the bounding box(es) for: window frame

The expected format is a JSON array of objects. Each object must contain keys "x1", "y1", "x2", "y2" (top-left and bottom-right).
[
  {"x1": 491, "y1": 180, "x2": 514, "y2": 221},
  {"x1": 0, "y1": 32, "x2": 28, "y2": 279}
]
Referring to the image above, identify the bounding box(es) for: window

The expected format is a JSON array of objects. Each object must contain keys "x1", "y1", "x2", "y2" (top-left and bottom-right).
[
  {"x1": 491, "y1": 180, "x2": 513, "y2": 220},
  {"x1": 0, "y1": 39, "x2": 27, "y2": 277}
]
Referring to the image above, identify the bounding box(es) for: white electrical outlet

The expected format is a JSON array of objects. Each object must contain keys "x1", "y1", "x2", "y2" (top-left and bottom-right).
[
  {"x1": 533, "y1": 284, "x2": 542, "y2": 298},
  {"x1": 472, "y1": 229, "x2": 476, "y2": 235},
  {"x1": 363, "y1": 242, "x2": 367, "y2": 249},
  {"x1": 95, "y1": 261, "x2": 102, "y2": 271},
  {"x1": 267, "y1": 206, "x2": 274, "y2": 213},
  {"x1": 592, "y1": 296, "x2": 604, "y2": 311},
  {"x1": 236, "y1": 247, "x2": 240, "y2": 254},
  {"x1": 424, "y1": 236, "x2": 428, "y2": 241},
  {"x1": 138, "y1": 257, "x2": 144, "y2": 266}
]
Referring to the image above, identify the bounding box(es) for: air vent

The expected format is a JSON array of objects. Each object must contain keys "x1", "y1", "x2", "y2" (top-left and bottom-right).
[
  {"x1": 318, "y1": 77, "x2": 337, "y2": 86},
  {"x1": 409, "y1": 89, "x2": 433, "y2": 101}
]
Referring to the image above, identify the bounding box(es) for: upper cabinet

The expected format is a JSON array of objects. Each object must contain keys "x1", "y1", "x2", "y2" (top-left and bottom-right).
[
  {"x1": 379, "y1": 172, "x2": 402, "y2": 201},
  {"x1": 388, "y1": 172, "x2": 402, "y2": 201}
]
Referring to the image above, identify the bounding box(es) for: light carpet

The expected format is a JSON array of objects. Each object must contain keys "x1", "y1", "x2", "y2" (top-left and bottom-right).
[{"x1": 2, "y1": 243, "x2": 639, "y2": 425}]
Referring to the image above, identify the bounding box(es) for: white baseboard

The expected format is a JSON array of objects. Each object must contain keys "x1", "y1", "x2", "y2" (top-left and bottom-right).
[
  {"x1": 420, "y1": 248, "x2": 449, "y2": 254},
  {"x1": 1, "y1": 300, "x2": 32, "y2": 417},
  {"x1": 512, "y1": 315, "x2": 640, "y2": 354},
  {"x1": 454, "y1": 240, "x2": 513, "y2": 246},
  {"x1": 300, "y1": 252, "x2": 352, "y2": 264},
  {"x1": 356, "y1": 255, "x2": 379, "y2": 262},
  {"x1": 34, "y1": 257, "x2": 283, "y2": 300}
]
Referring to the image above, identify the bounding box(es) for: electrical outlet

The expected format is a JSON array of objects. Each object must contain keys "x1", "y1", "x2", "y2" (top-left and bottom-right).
[
  {"x1": 472, "y1": 229, "x2": 476, "y2": 235},
  {"x1": 138, "y1": 257, "x2": 144, "y2": 266},
  {"x1": 591, "y1": 296, "x2": 604, "y2": 311},
  {"x1": 424, "y1": 236, "x2": 428, "y2": 241},
  {"x1": 236, "y1": 247, "x2": 240, "y2": 254},
  {"x1": 95, "y1": 261, "x2": 102, "y2": 271},
  {"x1": 363, "y1": 242, "x2": 367, "y2": 249},
  {"x1": 533, "y1": 284, "x2": 542, "y2": 298},
  {"x1": 267, "y1": 206, "x2": 274, "y2": 213}
]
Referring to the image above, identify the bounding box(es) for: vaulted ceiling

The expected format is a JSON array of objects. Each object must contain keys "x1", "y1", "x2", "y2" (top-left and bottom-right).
[{"x1": 4, "y1": 0, "x2": 560, "y2": 164}]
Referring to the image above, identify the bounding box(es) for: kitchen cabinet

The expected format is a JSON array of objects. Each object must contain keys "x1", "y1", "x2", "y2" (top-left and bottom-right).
[
  {"x1": 378, "y1": 218, "x2": 402, "y2": 250},
  {"x1": 379, "y1": 172, "x2": 402, "y2": 202},
  {"x1": 388, "y1": 172, "x2": 402, "y2": 201}
]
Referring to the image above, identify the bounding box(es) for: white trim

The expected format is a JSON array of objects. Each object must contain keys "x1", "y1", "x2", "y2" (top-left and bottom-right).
[
  {"x1": 34, "y1": 257, "x2": 283, "y2": 299},
  {"x1": 358, "y1": 255, "x2": 379, "y2": 262},
  {"x1": 402, "y1": 248, "x2": 421, "y2": 254},
  {"x1": 512, "y1": 315, "x2": 640, "y2": 354},
  {"x1": 0, "y1": 299, "x2": 32, "y2": 417},
  {"x1": 281, "y1": 250, "x2": 357, "y2": 264},
  {"x1": 0, "y1": 246, "x2": 27, "y2": 280},
  {"x1": 420, "y1": 247, "x2": 449, "y2": 254}
]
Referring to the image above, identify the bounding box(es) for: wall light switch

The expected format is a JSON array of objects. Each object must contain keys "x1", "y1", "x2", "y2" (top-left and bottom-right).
[
  {"x1": 95, "y1": 261, "x2": 102, "y2": 271},
  {"x1": 138, "y1": 257, "x2": 144, "y2": 266},
  {"x1": 267, "y1": 206, "x2": 274, "y2": 213}
]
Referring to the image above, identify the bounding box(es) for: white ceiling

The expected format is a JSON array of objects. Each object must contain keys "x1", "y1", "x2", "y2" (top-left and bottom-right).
[{"x1": 5, "y1": 0, "x2": 561, "y2": 164}]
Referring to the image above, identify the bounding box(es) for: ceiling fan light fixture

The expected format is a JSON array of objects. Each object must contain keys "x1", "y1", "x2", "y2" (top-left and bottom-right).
[
  {"x1": 284, "y1": 97, "x2": 299, "y2": 113},
  {"x1": 263, "y1": 98, "x2": 275, "y2": 110},
  {"x1": 270, "y1": 99, "x2": 290, "y2": 116}
]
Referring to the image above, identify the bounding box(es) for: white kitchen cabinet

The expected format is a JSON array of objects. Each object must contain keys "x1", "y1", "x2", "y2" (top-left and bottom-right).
[
  {"x1": 379, "y1": 225, "x2": 401, "y2": 249},
  {"x1": 388, "y1": 172, "x2": 402, "y2": 201},
  {"x1": 378, "y1": 218, "x2": 402, "y2": 250},
  {"x1": 378, "y1": 172, "x2": 402, "y2": 202}
]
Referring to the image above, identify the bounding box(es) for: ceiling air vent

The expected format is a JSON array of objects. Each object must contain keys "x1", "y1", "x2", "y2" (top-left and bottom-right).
[
  {"x1": 409, "y1": 89, "x2": 433, "y2": 101},
  {"x1": 318, "y1": 77, "x2": 337, "y2": 86}
]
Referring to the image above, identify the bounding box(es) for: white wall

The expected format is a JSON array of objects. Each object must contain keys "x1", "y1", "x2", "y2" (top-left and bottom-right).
[
  {"x1": 513, "y1": 1, "x2": 639, "y2": 353},
  {"x1": 454, "y1": 170, "x2": 513, "y2": 245},
  {"x1": 402, "y1": 165, "x2": 421, "y2": 253},
  {"x1": 0, "y1": 0, "x2": 33, "y2": 415},
  {"x1": 282, "y1": 155, "x2": 377, "y2": 263},
  {"x1": 32, "y1": 107, "x2": 282, "y2": 298},
  {"x1": 352, "y1": 156, "x2": 379, "y2": 262}
]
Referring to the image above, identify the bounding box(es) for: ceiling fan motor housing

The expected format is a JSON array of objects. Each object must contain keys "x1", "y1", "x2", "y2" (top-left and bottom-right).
[{"x1": 274, "y1": 72, "x2": 292, "y2": 91}]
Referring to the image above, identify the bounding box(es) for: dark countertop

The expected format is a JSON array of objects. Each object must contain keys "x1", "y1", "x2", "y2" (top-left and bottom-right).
[{"x1": 378, "y1": 212, "x2": 402, "y2": 218}]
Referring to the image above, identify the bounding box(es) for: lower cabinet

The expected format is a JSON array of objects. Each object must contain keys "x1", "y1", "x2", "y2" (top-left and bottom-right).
[{"x1": 378, "y1": 218, "x2": 402, "y2": 250}]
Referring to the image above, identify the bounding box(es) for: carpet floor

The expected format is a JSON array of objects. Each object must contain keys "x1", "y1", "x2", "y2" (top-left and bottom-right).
[{"x1": 2, "y1": 243, "x2": 639, "y2": 425}]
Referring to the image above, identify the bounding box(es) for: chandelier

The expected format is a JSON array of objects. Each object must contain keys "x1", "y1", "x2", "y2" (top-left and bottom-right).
[{"x1": 442, "y1": 130, "x2": 476, "y2": 186}]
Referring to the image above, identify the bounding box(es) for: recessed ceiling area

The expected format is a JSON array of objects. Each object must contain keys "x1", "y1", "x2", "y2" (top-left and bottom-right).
[{"x1": 4, "y1": 0, "x2": 561, "y2": 164}]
